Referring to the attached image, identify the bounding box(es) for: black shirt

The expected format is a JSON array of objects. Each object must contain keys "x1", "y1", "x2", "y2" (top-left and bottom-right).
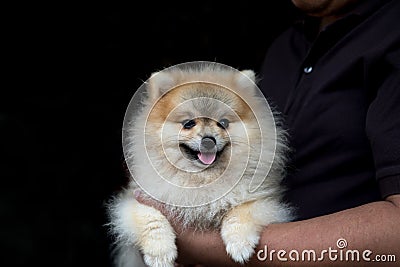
[{"x1": 260, "y1": 0, "x2": 400, "y2": 220}]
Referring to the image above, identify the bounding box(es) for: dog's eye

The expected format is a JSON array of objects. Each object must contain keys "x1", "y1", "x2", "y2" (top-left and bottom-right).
[
  {"x1": 182, "y1": 119, "x2": 196, "y2": 129},
  {"x1": 218, "y1": 118, "x2": 229, "y2": 129}
]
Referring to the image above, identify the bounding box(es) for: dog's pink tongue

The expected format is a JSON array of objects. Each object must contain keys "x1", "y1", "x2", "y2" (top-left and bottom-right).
[{"x1": 197, "y1": 152, "x2": 216, "y2": 165}]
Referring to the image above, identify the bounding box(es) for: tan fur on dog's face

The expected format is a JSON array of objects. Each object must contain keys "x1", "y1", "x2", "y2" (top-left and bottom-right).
[
  {"x1": 148, "y1": 82, "x2": 253, "y2": 123},
  {"x1": 145, "y1": 82, "x2": 256, "y2": 183}
]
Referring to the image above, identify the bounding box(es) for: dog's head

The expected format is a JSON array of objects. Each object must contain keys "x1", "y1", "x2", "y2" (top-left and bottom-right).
[
  {"x1": 142, "y1": 66, "x2": 259, "y2": 179},
  {"x1": 125, "y1": 63, "x2": 284, "y2": 205}
]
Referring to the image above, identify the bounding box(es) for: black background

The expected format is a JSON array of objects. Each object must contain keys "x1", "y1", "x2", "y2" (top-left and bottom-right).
[{"x1": 1, "y1": 1, "x2": 299, "y2": 266}]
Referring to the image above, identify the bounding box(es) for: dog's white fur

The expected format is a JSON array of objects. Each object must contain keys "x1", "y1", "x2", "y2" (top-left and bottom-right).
[{"x1": 108, "y1": 63, "x2": 292, "y2": 267}]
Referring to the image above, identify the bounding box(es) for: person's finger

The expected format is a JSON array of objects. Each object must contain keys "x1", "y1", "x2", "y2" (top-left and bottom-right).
[
  {"x1": 134, "y1": 189, "x2": 168, "y2": 214},
  {"x1": 134, "y1": 189, "x2": 155, "y2": 206},
  {"x1": 133, "y1": 189, "x2": 145, "y2": 202}
]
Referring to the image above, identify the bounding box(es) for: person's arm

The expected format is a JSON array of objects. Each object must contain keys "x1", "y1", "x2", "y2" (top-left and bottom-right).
[{"x1": 136, "y1": 194, "x2": 400, "y2": 266}]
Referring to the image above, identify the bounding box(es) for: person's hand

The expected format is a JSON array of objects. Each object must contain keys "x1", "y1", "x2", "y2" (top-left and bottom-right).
[
  {"x1": 133, "y1": 189, "x2": 184, "y2": 232},
  {"x1": 134, "y1": 190, "x2": 206, "y2": 267}
]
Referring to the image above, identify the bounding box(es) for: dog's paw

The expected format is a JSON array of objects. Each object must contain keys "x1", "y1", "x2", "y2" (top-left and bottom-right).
[
  {"x1": 143, "y1": 251, "x2": 176, "y2": 267},
  {"x1": 221, "y1": 220, "x2": 260, "y2": 264},
  {"x1": 140, "y1": 220, "x2": 177, "y2": 267},
  {"x1": 225, "y1": 240, "x2": 256, "y2": 264},
  {"x1": 142, "y1": 239, "x2": 177, "y2": 267}
]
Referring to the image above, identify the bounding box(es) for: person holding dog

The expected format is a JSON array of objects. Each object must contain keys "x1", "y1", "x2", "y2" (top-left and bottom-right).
[{"x1": 137, "y1": 0, "x2": 400, "y2": 266}]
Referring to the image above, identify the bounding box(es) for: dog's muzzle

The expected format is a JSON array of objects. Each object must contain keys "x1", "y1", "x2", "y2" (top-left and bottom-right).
[{"x1": 198, "y1": 137, "x2": 217, "y2": 165}]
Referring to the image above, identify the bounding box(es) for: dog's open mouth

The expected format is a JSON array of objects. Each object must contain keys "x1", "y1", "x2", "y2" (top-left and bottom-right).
[{"x1": 179, "y1": 143, "x2": 225, "y2": 165}]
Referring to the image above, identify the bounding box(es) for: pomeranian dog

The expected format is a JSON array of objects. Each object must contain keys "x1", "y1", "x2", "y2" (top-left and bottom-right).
[{"x1": 108, "y1": 62, "x2": 292, "y2": 267}]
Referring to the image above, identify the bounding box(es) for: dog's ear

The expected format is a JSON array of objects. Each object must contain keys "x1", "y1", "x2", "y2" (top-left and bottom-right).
[
  {"x1": 240, "y1": 70, "x2": 256, "y2": 83},
  {"x1": 236, "y1": 70, "x2": 257, "y2": 95},
  {"x1": 147, "y1": 71, "x2": 175, "y2": 101}
]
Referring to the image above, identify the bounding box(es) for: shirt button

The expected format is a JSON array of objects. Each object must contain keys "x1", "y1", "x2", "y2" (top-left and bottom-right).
[{"x1": 304, "y1": 66, "x2": 313, "y2": 74}]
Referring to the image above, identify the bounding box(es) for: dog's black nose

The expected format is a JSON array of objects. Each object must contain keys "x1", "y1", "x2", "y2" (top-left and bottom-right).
[
  {"x1": 199, "y1": 137, "x2": 217, "y2": 156},
  {"x1": 201, "y1": 137, "x2": 216, "y2": 150}
]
